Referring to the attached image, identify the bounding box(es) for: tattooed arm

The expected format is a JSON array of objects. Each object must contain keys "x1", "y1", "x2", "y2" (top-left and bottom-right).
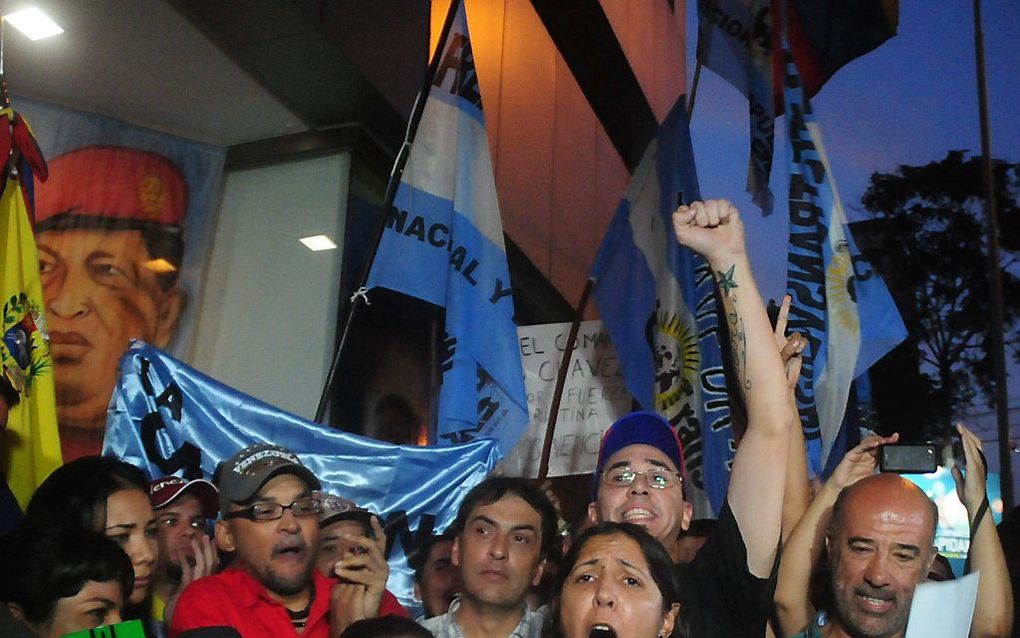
[{"x1": 673, "y1": 200, "x2": 796, "y2": 577}]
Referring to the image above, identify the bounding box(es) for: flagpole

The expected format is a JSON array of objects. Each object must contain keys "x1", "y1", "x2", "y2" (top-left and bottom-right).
[
  {"x1": 687, "y1": 60, "x2": 702, "y2": 118},
  {"x1": 537, "y1": 277, "x2": 594, "y2": 480},
  {"x1": 973, "y1": 0, "x2": 1013, "y2": 508},
  {"x1": 314, "y1": 0, "x2": 463, "y2": 423}
]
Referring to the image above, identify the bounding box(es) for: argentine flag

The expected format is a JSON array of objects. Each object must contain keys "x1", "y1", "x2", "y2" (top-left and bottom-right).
[
  {"x1": 591, "y1": 98, "x2": 733, "y2": 518},
  {"x1": 781, "y1": 50, "x2": 907, "y2": 475},
  {"x1": 695, "y1": 0, "x2": 776, "y2": 216},
  {"x1": 365, "y1": 1, "x2": 528, "y2": 456}
]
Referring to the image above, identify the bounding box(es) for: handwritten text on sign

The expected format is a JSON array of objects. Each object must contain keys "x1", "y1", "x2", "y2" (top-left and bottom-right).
[{"x1": 504, "y1": 320, "x2": 633, "y2": 477}]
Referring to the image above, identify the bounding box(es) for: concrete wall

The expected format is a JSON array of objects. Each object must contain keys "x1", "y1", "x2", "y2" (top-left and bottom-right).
[{"x1": 190, "y1": 153, "x2": 350, "y2": 419}]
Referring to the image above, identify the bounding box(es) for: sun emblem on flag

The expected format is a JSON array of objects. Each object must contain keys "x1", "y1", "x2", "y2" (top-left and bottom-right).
[
  {"x1": 826, "y1": 240, "x2": 860, "y2": 332},
  {"x1": 653, "y1": 309, "x2": 700, "y2": 412}
]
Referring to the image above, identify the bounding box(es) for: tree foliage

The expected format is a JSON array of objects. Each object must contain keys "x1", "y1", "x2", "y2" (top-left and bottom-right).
[{"x1": 859, "y1": 150, "x2": 1020, "y2": 436}]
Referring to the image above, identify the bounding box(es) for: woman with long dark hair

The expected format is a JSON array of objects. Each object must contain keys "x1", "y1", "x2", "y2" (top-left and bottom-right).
[
  {"x1": 25, "y1": 456, "x2": 159, "y2": 631},
  {"x1": 546, "y1": 522, "x2": 681, "y2": 638}
]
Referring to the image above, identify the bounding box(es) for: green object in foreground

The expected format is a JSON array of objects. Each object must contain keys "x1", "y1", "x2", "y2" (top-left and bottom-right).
[{"x1": 62, "y1": 619, "x2": 146, "y2": 638}]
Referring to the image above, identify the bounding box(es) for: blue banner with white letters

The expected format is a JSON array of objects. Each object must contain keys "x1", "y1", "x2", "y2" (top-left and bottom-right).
[
  {"x1": 591, "y1": 97, "x2": 733, "y2": 518},
  {"x1": 781, "y1": 50, "x2": 906, "y2": 476},
  {"x1": 103, "y1": 341, "x2": 500, "y2": 615},
  {"x1": 365, "y1": 1, "x2": 528, "y2": 456}
]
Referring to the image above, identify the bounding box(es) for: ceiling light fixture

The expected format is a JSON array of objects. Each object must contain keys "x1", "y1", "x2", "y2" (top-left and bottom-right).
[
  {"x1": 4, "y1": 8, "x2": 64, "y2": 40},
  {"x1": 299, "y1": 235, "x2": 337, "y2": 251}
]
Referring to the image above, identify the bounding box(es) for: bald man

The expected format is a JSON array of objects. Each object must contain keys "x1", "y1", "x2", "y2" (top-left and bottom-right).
[{"x1": 820, "y1": 473, "x2": 937, "y2": 638}]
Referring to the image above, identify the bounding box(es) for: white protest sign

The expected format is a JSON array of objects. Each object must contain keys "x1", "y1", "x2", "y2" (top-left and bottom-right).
[
  {"x1": 905, "y1": 572, "x2": 979, "y2": 638},
  {"x1": 503, "y1": 320, "x2": 633, "y2": 477}
]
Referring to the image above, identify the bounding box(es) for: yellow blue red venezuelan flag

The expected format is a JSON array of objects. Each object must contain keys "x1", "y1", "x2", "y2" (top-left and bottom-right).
[{"x1": 0, "y1": 106, "x2": 61, "y2": 509}]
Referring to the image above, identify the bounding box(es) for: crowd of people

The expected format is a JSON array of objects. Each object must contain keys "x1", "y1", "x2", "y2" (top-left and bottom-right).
[{"x1": 0, "y1": 200, "x2": 1016, "y2": 638}]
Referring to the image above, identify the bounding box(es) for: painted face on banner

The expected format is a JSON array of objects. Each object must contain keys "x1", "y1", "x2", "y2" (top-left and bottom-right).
[
  {"x1": 37, "y1": 227, "x2": 184, "y2": 455},
  {"x1": 33, "y1": 144, "x2": 192, "y2": 460}
]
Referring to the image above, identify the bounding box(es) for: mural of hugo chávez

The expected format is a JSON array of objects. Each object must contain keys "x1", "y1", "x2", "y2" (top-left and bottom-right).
[{"x1": 34, "y1": 145, "x2": 188, "y2": 460}]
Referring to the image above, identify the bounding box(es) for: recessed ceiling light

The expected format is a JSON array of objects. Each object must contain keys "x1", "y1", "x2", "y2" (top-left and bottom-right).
[
  {"x1": 4, "y1": 8, "x2": 63, "y2": 41},
  {"x1": 299, "y1": 234, "x2": 337, "y2": 251}
]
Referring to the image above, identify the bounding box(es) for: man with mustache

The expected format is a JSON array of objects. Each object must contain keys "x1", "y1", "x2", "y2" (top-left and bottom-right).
[
  {"x1": 799, "y1": 473, "x2": 938, "y2": 638},
  {"x1": 34, "y1": 145, "x2": 188, "y2": 460},
  {"x1": 170, "y1": 444, "x2": 330, "y2": 637},
  {"x1": 777, "y1": 426, "x2": 1013, "y2": 638}
]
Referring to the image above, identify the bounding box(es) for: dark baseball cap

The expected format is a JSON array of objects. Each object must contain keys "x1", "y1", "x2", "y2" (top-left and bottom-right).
[
  {"x1": 591, "y1": 411, "x2": 686, "y2": 499},
  {"x1": 215, "y1": 444, "x2": 321, "y2": 513},
  {"x1": 148, "y1": 476, "x2": 219, "y2": 518},
  {"x1": 315, "y1": 491, "x2": 374, "y2": 531}
]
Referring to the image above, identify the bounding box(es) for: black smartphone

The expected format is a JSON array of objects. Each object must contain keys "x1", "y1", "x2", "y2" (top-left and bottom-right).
[
  {"x1": 878, "y1": 445, "x2": 937, "y2": 474},
  {"x1": 951, "y1": 439, "x2": 965, "y2": 465}
]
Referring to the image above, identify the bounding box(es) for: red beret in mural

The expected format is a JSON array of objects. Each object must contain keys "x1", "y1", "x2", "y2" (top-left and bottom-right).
[{"x1": 35, "y1": 145, "x2": 187, "y2": 227}]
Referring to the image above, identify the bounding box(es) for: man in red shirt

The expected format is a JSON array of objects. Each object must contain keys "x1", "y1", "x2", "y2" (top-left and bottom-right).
[{"x1": 170, "y1": 444, "x2": 332, "y2": 638}]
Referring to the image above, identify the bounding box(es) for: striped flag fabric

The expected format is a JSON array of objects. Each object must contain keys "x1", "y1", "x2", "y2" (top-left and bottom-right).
[
  {"x1": 591, "y1": 97, "x2": 732, "y2": 517},
  {"x1": 696, "y1": 0, "x2": 899, "y2": 217},
  {"x1": 695, "y1": 0, "x2": 776, "y2": 215},
  {"x1": 0, "y1": 106, "x2": 62, "y2": 509},
  {"x1": 781, "y1": 50, "x2": 906, "y2": 476},
  {"x1": 365, "y1": 1, "x2": 528, "y2": 456}
]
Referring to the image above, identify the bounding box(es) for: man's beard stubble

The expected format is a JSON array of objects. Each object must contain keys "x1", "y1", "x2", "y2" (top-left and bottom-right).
[{"x1": 264, "y1": 559, "x2": 317, "y2": 597}]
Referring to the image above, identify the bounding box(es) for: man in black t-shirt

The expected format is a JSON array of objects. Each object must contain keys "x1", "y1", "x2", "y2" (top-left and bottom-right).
[{"x1": 587, "y1": 200, "x2": 796, "y2": 638}]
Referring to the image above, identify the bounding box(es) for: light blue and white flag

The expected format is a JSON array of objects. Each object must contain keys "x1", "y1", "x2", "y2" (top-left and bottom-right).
[
  {"x1": 781, "y1": 51, "x2": 906, "y2": 476},
  {"x1": 103, "y1": 341, "x2": 500, "y2": 615},
  {"x1": 591, "y1": 97, "x2": 733, "y2": 518},
  {"x1": 365, "y1": 1, "x2": 527, "y2": 456},
  {"x1": 696, "y1": 0, "x2": 777, "y2": 216}
]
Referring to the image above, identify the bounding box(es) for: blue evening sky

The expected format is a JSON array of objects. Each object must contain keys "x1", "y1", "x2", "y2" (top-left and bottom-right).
[
  {"x1": 683, "y1": 1, "x2": 1020, "y2": 424},
  {"x1": 685, "y1": 0, "x2": 1020, "y2": 299}
]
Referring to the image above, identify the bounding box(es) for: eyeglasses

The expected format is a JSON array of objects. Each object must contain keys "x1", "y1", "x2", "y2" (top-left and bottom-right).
[
  {"x1": 601, "y1": 466, "x2": 682, "y2": 490},
  {"x1": 158, "y1": 514, "x2": 208, "y2": 531},
  {"x1": 223, "y1": 498, "x2": 323, "y2": 522}
]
